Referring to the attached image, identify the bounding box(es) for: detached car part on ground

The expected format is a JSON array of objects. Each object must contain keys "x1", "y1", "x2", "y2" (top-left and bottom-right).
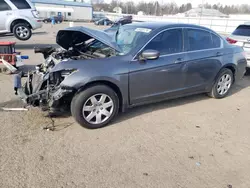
[{"x1": 14, "y1": 22, "x2": 247, "y2": 129}]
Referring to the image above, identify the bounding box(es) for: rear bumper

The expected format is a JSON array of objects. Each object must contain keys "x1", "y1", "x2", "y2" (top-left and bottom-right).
[
  {"x1": 234, "y1": 58, "x2": 247, "y2": 82},
  {"x1": 247, "y1": 59, "x2": 250, "y2": 67},
  {"x1": 30, "y1": 19, "x2": 43, "y2": 30}
]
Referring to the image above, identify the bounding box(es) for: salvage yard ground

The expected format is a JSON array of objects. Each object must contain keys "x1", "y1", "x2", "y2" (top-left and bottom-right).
[{"x1": 1, "y1": 23, "x2": 250, "y2": 188}]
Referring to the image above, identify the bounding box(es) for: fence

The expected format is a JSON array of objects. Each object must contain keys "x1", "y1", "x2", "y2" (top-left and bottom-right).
[{"x1": 97, "y1": 12, "x2": 250, "y2": 34}]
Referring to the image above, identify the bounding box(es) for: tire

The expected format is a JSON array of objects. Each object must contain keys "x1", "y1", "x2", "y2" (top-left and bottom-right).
[
  {"x1": 71, "y1": 85, "x2": 119, "y2": 129},
  {"x1": 44, "y1": 20, "x2": 48, "y2": 23},
  {"x1": 245, "y1": 67, "x2": 250, "y2": 75},
  {"x1": 13, "y1": 23, "x2": 32, "y2": 41},
  {"x1": 208, "y1": 68, "x2": 234, "y2": 99}
]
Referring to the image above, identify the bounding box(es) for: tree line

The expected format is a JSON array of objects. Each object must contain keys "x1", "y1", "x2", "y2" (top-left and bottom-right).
[{"x1": 93, "y1": 1, "x2": 250, "y2": 15}]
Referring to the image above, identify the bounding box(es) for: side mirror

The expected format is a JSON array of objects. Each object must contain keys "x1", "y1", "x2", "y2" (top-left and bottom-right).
[{"x1": 140, "y1": 50, "x2": 160, "y2": 60}]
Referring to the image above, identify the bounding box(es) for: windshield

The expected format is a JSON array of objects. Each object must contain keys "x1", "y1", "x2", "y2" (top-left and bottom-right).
[
  {"x1": 115, "y1": 26, "x2": 152, "y2": 54},
  {"x1": 233, "y1": 25, "x2": 250, "y2": 36}
]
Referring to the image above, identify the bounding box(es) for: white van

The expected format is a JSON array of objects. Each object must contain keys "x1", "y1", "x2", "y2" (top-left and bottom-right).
[{"x1": 0, "y1": 0, "x2": 43, "y2": 40}]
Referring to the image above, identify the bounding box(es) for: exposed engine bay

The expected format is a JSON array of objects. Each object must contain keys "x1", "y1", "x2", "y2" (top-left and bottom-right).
[
  {"x1": 14, "y1": 27, "x2": 119, "y2": 113},
  {"x1": 35, "y1": 39, "x2": 116, "y2": 73}
]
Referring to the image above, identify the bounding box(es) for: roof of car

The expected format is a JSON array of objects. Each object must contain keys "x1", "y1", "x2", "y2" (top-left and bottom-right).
[{"x1": 126, "y1": 22, "x2": 211, "y2": 31}]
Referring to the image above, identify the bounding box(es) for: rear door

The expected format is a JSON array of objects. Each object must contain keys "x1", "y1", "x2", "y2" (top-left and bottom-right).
[
  {"x1": 229, "y1": 25, "x2": 250, "y2": 62},
  {"x1": 0, "y1": 1, "x2": 12, "y2": 32},
  {"x1": 8, "y1": 0, "x2": 35, "y2": 21},
  {"x1": 183, "y1": 28, "x2": 223, "y2": 92}
]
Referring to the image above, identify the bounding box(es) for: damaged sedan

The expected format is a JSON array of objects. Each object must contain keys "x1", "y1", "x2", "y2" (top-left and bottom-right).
[{"x1": 14, "y1": 22, "x2": 247, "y2": 129}]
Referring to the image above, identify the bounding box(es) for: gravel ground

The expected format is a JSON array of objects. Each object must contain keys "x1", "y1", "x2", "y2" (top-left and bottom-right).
[{"x1": 0, "y1": 23, "x2": 250, "y2": 188}]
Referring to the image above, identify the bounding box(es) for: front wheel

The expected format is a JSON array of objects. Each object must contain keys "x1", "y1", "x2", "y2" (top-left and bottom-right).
[
  {"x1": 71, "y1": 85, "x2": 119, "y2": 129},
  {"x1": 208, "y1": 68, "x2": 233, "y2": 99},
  {"x1": 13, "y1": 23, "x2": 32, "y2": 41}
]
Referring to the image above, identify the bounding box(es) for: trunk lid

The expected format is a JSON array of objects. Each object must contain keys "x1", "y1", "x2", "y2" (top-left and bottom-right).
[{"x1": 56, "y1": 26, "x2": 122, "y2": 52}]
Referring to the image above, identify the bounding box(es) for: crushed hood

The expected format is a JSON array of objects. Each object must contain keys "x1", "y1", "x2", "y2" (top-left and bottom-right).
[{"x1": 56, "y1": 26, "x2": 122, "y2": 52}]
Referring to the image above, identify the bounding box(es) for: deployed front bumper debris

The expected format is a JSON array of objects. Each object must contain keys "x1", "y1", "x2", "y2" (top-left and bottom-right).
[{"x1": 14, "y1": 71, "x2": 73, "y2": 112}]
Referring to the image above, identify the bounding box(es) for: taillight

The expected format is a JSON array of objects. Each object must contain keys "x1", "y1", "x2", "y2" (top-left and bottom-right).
[{"x1": 226, "y1": 37, "x2": 237, "y2": 44}]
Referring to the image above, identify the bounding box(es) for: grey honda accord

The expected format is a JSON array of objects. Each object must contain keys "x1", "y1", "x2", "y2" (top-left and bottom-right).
[{"x1": 15, "y1": 22, "x2": 247, "y2": 129}]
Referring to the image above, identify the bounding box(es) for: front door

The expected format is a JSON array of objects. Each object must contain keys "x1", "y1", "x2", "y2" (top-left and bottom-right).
[
  {"x1": 129, "y1": 28, "x2": 187, "y2": 105},
  {"x1": 0, "y1": 1, "x2": 12, "y2": 32}
]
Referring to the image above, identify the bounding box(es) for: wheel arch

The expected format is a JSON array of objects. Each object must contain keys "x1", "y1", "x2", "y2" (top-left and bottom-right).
[
  {"x1": 10, "y1": 19, "x2": 32, "y2": 32},
  {"x1": 221, "y1": 63, "x2": 236, "y2": 82},
  {"x1": 76, "y1": 80, "x2": 124, "y2": 112},
  {"x1": 207, "y1": 64, "x2": 236, "y2": 92}
]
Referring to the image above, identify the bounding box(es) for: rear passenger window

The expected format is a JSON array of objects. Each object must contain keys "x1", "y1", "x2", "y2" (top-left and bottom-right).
[
  {"x1": 0, "y1": 1, "x2": 11, "y2": 11},
  {"x1": 145, "y1": 29, "x2": 183, "y2": 55},
  {"x1": 232, "y1": 25, "x2": 250, "y2": 36},
  {"x1": 211, "y1": 33, "x2": 221, "y2": 48},
  {"x1": 187, "y1": 29, "x2": 213, "y2": 51},
  {"x1": 10, "y1": 0, "x2": 31, "y2": 9}
]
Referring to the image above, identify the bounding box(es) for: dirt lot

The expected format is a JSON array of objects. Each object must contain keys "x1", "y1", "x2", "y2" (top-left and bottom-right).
[{"x1": 1, "y1": 22, "x2": 250, "y2": 188}]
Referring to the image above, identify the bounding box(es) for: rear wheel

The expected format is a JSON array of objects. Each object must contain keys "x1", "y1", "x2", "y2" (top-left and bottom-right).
[
  {"x1": 71, "y1": 85, "x2": 119, "y2": 129},
  {"x1": 13, "y1": 23, "x2": 32, "y2": 41},
  {"x1": 208, "y1": 68, "x2": 233, "y2": 98}
]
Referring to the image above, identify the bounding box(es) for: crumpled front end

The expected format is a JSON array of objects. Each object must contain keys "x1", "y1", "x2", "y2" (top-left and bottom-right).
[
  {"x1": 13, "y1": 26, "x2": 120, "y2": 112},
  {"x1": 14, "y1": 67, "x2": 75, "y2": 112}
]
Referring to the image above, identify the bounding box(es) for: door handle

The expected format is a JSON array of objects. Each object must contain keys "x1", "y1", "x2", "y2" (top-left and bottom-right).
[
  {"x1": 175, "y1": 58, "x2": 184, "y2": 64},
  {"x1": 216, "y1": 52, "x2": 223, "y2": 56}
]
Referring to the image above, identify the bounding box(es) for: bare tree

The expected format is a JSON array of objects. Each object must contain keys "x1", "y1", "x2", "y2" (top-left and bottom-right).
[{"x1": 93, "y1": 2, "x2": 250, "y2": 15}]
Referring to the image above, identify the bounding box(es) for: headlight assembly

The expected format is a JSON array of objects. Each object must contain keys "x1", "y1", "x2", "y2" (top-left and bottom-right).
[{"x1": 60, "y1": 69, "x2": 78, "y2": 78}]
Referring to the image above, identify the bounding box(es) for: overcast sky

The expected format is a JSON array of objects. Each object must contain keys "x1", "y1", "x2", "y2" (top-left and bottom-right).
[{"x1": 104, "y1": 0, "x2": 250, "y2": 7}]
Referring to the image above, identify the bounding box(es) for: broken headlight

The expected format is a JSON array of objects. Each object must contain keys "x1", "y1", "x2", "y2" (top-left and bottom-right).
[
  {"x1": 49, "y1": 69, "x2": 77, "y2": 87},
  {"x1": 60, "y1": 69, "x2": 78, "y2": 78}
]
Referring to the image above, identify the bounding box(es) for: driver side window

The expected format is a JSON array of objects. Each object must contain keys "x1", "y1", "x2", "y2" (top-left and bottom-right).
[{"x1": 144, "y1": 29, "x2": 183, "y2": 55}]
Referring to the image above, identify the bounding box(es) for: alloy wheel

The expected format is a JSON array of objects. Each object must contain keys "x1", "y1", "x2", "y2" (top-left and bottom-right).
[
  {"x1": 217, "y1": 74, "x2": 232, "y2": 95},
  {"x1": 82, "y1": 93, "x2": 114, "y2": 124},
  {"x1": 16, "y1": 26, "x2": 29, "y2": 39}
]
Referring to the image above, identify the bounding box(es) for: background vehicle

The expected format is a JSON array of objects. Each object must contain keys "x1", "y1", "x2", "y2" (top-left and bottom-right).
[
  {"x1": 43, "y1": 16, "x2": 63, "y2": 24},
  {"x1": 16, "y1": 23, "x2": 247, "y2": 129},
  {"x1": 104, "y1": 19, "x2": 142, "y2": 34},
  {"x1": 227, "y1": 22, "x2": 250, "y2": 67},
  {"x1": 92, "y1": 13, "x2": 106, "y2": 22},
  {"x1": 95, "y1": 18, "x2": 113, "y2": 26},
  {"x1": 0, "y1": 0, "x2": 42, "y2": 40}
]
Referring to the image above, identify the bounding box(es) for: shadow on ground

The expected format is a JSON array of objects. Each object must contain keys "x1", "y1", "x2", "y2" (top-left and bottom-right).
[
  {"x1": 0, "y1": 31, "x2": 47, "y2": 38},
  {"x1": 114, "y1": 74, "x2": 250, "y2": 125},
  {"x1": 0, "y1": 98, "x2": 26, "y2": 108}
]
